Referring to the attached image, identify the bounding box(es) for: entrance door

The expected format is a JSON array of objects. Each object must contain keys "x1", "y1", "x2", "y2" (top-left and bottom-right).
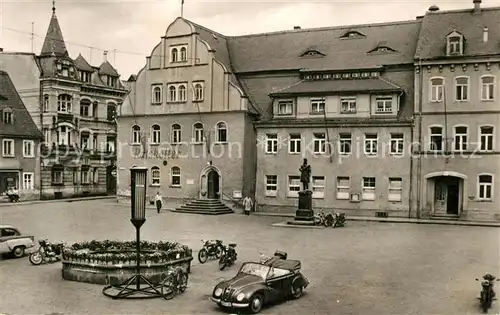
[
  {"x1": 434, "y1": 177, "x2": 460, "y2": 215},
  {"x1": 446, "y1": 181, "x2": 459, "y2": 215},
  {"x1": 106, "y1": 166, "x2": 116, "y2": 194},
  {"x1": 207, "y1": 170, "x2": 219, "y2": 199},
  {"x1": 434, "y1": 180, "x2": 447, "y2": 214}
]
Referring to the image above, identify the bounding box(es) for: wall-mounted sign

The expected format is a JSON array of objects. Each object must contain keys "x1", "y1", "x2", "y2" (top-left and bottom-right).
[{"x1": 186, "y1": 179, "x2": 194, "y2": 185}]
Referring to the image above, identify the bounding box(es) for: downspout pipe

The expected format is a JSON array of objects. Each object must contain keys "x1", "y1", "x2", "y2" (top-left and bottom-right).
[
  {"x1": 416, "y1": 58, "x2": 424, "y2": 219},
  {"x1": 39, "y1": 80, "x2": 44, "y2": 200}
]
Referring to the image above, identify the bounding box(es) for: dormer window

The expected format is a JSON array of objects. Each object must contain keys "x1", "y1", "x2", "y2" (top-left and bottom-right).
[
  {"x1": 300, "y1": 49, "x2": 325, "y2": 58},
  {"x1": 446, "y1": 32, "x2": 464, "y2": 56},
  {"x1": 79, "y1": 71, "x2": 90, "y2": 83},
  {"x1": 340, "y1": 30, "x2": 366, "y2": 39},
  {"x1": 106, "y1": 76, "x2": 117, "y2": 87},
  {"x1": 368, "y1": 45, "x2": 396, "y2": 54},
  {"x1": 2, "y1": 107, "x2": 13, "y2": 124}
]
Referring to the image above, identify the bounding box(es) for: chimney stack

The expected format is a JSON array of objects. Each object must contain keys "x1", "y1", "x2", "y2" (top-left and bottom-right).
[
  {"x1": 473, "y1": 0, "x2": 481, "y2": 14},
  {"x1": 103, "y1": 50, "x2": 108, "y2": 62},
  {"x1": 483, "y1": 27, "x2": 489, "y2": 42},
  {"x1": 293, "y1": 26, "x2": 301, "y2": 30},
  {"x1": 0, "y1": 48, "x2": 3, "y2": 52}
]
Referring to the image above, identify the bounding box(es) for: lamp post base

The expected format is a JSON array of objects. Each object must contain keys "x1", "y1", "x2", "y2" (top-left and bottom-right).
[{"x1": 102, "y1": 274, "x2": 163, "y2": 299}]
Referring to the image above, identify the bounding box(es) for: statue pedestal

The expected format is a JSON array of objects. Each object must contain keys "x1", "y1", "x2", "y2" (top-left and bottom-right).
[{"x1": 287, "y1": 190, "x2": 315, "y2": 226}]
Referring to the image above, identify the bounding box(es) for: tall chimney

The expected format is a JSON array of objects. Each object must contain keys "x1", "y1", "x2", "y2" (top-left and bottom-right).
[
  {"x1": 483, "y1": 27, "x2": 489, "y2": 42},
  {"x1": 293, "y1": 26, "x2": 301, "y2": 30},
  {"x1": 0, "y1": 48, "x2": 3, "y2": 52},
  {"x1": 473, "y1": 0, "x2": 481, "y2": 14},
  {"x1": 103, "y1": 50, "x2": 108, "y2": 62}
]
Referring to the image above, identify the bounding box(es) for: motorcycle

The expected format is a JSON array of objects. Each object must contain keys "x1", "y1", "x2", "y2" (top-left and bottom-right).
[
  {"x1": 476, "y1": 274, "x2": 499, "y2": 313},
  {"x1": 333, "y1": 212, "x2": 346, "y2": 227},
  {"x1": 198, "y1": 239, "x2": 224, "y2": 264},
  {"x1": 29, "y1": 239, "x2": 65, "y2": 265},
  {"x1": 218, "y1": 243, "x2": 237, "y2": 271}
]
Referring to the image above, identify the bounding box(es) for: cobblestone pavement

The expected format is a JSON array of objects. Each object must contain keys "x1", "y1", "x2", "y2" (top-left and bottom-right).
[{"x1": 0, "y1": 199, "x2": 499, "y2": 315}]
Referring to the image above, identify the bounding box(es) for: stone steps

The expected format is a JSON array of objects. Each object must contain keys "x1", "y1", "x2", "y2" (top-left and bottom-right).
[{"x1": 172, "y1": 199, "x2": 234, "y2": 215}]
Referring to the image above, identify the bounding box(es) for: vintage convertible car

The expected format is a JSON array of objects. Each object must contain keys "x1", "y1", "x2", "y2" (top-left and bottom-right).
[{"x1": 211, "y1": 258, "x2": 309, "y2": 313}]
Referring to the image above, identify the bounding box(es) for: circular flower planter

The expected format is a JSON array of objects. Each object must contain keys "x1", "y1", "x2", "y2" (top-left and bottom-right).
[{"x1": 61, "y1": 240, "x2": 193, "y2": 285}]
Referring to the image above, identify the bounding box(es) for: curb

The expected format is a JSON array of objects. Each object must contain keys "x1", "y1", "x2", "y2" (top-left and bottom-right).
[{"x1": 0, "y1": 196, "x2": 115, "y2": 208}]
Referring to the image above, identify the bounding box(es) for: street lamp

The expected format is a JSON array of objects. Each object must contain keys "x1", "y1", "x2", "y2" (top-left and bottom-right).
[{"x1": 102, "y1": 167, "x2": 163, "y2": 299}]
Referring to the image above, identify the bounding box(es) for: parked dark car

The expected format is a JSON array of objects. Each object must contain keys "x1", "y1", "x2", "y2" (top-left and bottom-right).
[{"x1": 211, "y1": 258, "x2": 309, "y2": 313}]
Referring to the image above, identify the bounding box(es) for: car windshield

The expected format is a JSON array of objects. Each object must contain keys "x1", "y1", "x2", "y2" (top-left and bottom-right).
[{"x1": 239, "y1": 263, "x2": 270, "y2": 280}]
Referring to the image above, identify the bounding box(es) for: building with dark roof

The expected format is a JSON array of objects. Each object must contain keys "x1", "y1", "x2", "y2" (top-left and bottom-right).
[
  {"x1": 0, "y1": 71, "x2": 43, "y2": 199},
  {"x1": 412, "y1": 0, "x2": 500, "y2": 221}
]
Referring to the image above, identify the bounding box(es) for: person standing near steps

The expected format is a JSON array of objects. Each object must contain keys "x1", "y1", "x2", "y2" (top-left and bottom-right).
[
  {"x1": 242, "y1": 195, "x2": 254, "y2": 215},
  {"x1": 154, "y1": 192, "x2": 163, "y2": 213}
]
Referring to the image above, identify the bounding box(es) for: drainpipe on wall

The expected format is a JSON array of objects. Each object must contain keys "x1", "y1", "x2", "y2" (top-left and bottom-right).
[
  {"x1": 416, "y1": 58, "x2": 424, "y2": 219},
  {"x1": 39, "y1": 80, "x2": 44, "y2": 200}
]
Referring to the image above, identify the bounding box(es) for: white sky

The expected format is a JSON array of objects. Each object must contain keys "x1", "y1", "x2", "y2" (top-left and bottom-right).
[{"x1": 0, "y1": 0, "x2": 498, "y2": 78}]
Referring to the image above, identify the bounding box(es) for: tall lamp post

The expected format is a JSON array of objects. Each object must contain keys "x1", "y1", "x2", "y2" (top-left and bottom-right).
[{"x1": 102, "y1": 167, "x2": 163, "y2": 299}]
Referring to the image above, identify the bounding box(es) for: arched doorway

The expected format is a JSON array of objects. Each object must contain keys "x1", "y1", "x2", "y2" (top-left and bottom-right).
[
  {"x1": 424, "y1": 171, "x2": 467, "y2": 216},
  {"x1": 207, "y1": 170, "x2": 220, "y2": 199},
  {"x1": 199, "y1": 165, "x2": 222, "y2": 200}
]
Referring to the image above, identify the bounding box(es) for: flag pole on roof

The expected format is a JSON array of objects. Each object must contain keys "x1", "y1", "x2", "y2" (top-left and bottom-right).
[{"x1": 181, "y1": 0, "x2": 184, "y2": 18}]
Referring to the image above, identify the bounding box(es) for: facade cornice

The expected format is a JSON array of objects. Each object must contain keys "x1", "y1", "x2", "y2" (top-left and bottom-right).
[{"x1": 255, "y1": 119, "x2": 412, "y2": 128}]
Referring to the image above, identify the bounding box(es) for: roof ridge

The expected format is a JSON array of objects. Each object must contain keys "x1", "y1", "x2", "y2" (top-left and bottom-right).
[
  {"x1": 425, "y1": 6, "x2": 500, "y2": 15},
  {"x1": 182, "y1": 17, "x2": 229, "y2": 38}
]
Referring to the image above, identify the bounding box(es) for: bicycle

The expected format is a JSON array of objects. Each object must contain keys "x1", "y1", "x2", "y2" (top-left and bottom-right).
[{"x1": 160, "y1": 267, "x2": 189, "y2": 300}]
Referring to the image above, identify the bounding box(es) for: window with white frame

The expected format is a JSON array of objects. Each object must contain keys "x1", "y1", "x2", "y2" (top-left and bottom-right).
[
  {"x1": 180, "y1": 47, "x2": 187, "y2": 61},
  {"x1": 151, "y1": 85, "x2": 162, "y2": 104},
  {"x1": 479, "y1": 126, "x2": 494, "y2": 151},
  {"x1": 23, "y1": 140, "x2": 34, "y2": 158},
  {"x1": 390, "y1": 133, "x2": 404, "y2": 155},
  {"x1": 151, "y1": 124, "x2": 161, "y2": 144},
  {"x1": 178, "y1": 84, "x2": 187, "y2": 102},
  {"x1": 2, "y1": 107, "x2": 13, "y2": 124},
  {"x1": 447, "y1": 36, "x2": 463, "y2": 55},
  {"x1": 310, "y1": 98, "x2": 325, "y2": 114},
  {"x1": 168, "y1": 85, "x2": 177, "y2": 102},
  {"x1": 288, "y1": 134, "x2": 301, "y2": 154},
  {"x1": 481, "y1": 76, "x2": 495, "y2": 101},
  {"x1": 131, "y1": 125, "x2": 141, "y2": 144},
  {"x1": 312, "y1": 176, "x2": 325, "y2": 199},
  {"x1": 151, "y1": 166, "x2": 160, "y2": 186},
  {"x1": 362, "y1": 177, "x2": 376, "y2": 201},
  {"x1": 375, "y1": 97, "x2": 392, "y2": 113},
  {"x1": 43, "y1": 95, "x2": 49, "y2": 112},
  {"x1": 80, "y1": 100, "x2": 90, "y2": 117},
  {"x1": 364, "y1": 134, "x2": 378, "y2": 155},
  {"x1": 430, "y1": 78, "x2": 444, "y2": 102},
  {"x1": 455, "y1": 77, "x2": 468, "y2": 101},
  {"x1": 478, "y1": 174, "x2": 493, "y2": 201},
  {"x1": 429, "y1": 126, "x2": 443, "y2": 151},
  {"x1": 170, "y1": 47, "x2": 178, "y2": 62},
  {"x1": 172, "y1": 124, "x2": 181, "y2": 143},
  {"x1": 265, "y1": 175, "x2": 278, "y2": 197},
  {"x1": 454, "y1": 126, "x2": 468, "y2": 151},
  {"x1": 313, "y1": 133, "x2": 326, "y2": 154},
  {"x1": 171, "y1": 167, "x2": 181, "y2": 186},
  {"x1": 287, "y1": 175, "x2": 301, "y2": 197},
  {"x1": 2, "y1": 139, "x2": 14, "y2": 157},
  {"x1": 23, "y1": 172, "x2": 34, "y2": 190},
  {"x1": 81, "y1": 167, "x2": 90, "y2": 184},
  {"x1": 57, "y1": 94, "x2": 72, "y2": 113},
  {"x1": 216, "y1": 122, "x2": 227, "y2": 142},
  {"x1": 193, "y1": 123, "x2": 204, "y2": 143},
  {"x1": 266, "y1": 134, "x2": 278, "y2": 154},
  {"x1": 193, "y1": 82, "x2": 204, "y2": 101},
  {"x1": 388, "y1": 177, "x2": 402, "y2": 202},
  {"x1": 277, "y1": 100, "x2": 293, "y2": 115},
  {"x1": 339, "y1": 133, "x2": 351, "y2": 155},
  {"x1": 57, "y1": 126, "x2": 71, "y2": 145},
  {"x1": 336, "y1": 177, "x2": 350, "y2": 200},
  {"x1": 340, "y1": 97, "x2": 356, "y2": 113}
]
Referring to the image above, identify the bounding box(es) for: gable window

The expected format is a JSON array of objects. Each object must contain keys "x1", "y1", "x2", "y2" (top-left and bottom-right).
[
  {"x1": 312, "y1": 176, "x2": 325, "y2": 199},
  {"x1": 57, "y1": 94, "x2": 72, "y2": 113},
  {"x1": 336, "y1": 177, "x2": 350, "y2": 200},
  {"x1": 2, "y1": 139, "x2": 14, "y2": 157},
  {"x1": 265, "y1": 175, "x2": 278, "y2": 197},
  {"x1": 131, "y1": 125, "x2": 141, "y2": 144},
  {"x1": 454, "y1": 126, "x2": 468, "y2": 151},
  {"x1": 362, "y1": 177, "x2": 376, "y2": 201},
  {"x1": 277, "y1": 100, "x2": 293, "y2": 116},
  {"x1": 313, "y1": 133, "x2": 326, "y2": 154},
  {"x1": 171, "y1": 167, "x2": 181, "y2": 187},
  {"x1": 390, "y1": 133, "x2": 404, "y2": 155},
  {"x1": 80, "y1": 100, "x2": 90, "y2": 117},
  {"x1": 340, "y1": 97, "x2": 356, "y2": 113},
  {"x1": 430, "y1": 78, "x2": 444, "y2": 102},
  {"x1": 23, "y1": 140, "x2": 35, "y2": 158},
  {"x1": 193, "y1": 123, "x2": 204, "y2": 143},
  {"x1": 180, "y1": 47, "x2": 187, "y2": 61},
  {"x1": 265, "y1": 134, "x2": 278, "y2": 154},
  {"x1": 287, "y1": 175, "x2": 300, "y2": 198},
  {"x1": 339, "y1": 133, "x2": 351, "y2": 155},
  {"x1": 2, "y1": 107, "x2": 13, "y2": 124},
  {"x1": 429, "y1": 126, "x2": 443, "y2": 151},
  {"x1": 375, "y1": 96, "x2": 392, "y2": 113},
  {"x1": 364, "y1": 133, "x2": 378, "y2": 155},
  {"x1": 310, "y1": 98, "x2": 325, "y2": 114},
  {"x1": 171, "y1": 124, "x2": 181, "y2": 143},
  {"x1": 193, "y1": 82, "x2": 204, "y2": 101},
  {"x1": 57, "y1": 126, "x2": 71, "y2": 145},
  {"x1": 23, "y1": 173, "x2": 34, "y2": 190},
  {"x1": 43, "y1": 95, "x2": 49, "y2": 112},
  {"x1": 168, "y1": 85, "x2": 177, "y2": 102},
  {"x1": 479, "y1": 126, "x2": 494, "y2": 151},
  {"x1": 388, "y1": 178, "x2": 402, "y2": 202},
  {"x1": 170, "y1": 47, "x2": 178, "y2": 62},
  {"x1": 152, "y1": 85, "x2": 162, "y2": 104},
  {"x1": 481, "y1": 76, "x2": 495, "y2": 101},
  {"x1": 151, "y1": 124, "x2": 161, "y2": 144},
  {"x1": 151, "y1": 166, "x2": 160, "y2": 186},
  {"x1": 478, "y1": 175, "x2": 493, "y2": 201},
  {"x1": 216, "y1": 122, "x2": 228, "y2": 143},
  {"x1": 447, "y1": 36, "x2": 463, "y2": 55},
  {"x1": 178, "y1": 85, "x2": 187, "y2": 102},
  {"x1": 455, "y1": 77, "x2": 468, "y2": 101},
  {"x1": 107, "y1": 103, "x2": 116, "y2": 121},
  {"x1": 288, "y1": 134, "x2": 301, "y2": 154}
]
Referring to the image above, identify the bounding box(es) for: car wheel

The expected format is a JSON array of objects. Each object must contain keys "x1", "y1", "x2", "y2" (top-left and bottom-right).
[
  {"x1": 249, "y1": 294, "x2": 263, "y2": 314},
  {"x1": 292, "y1": 283, "x2": 303, "y2": 299},
  {"x1": 12, "y1": 246, "x2": 25, "y2": 258},
  {"x1": 198, "y1": 248, "x2": 208, "y2": 264}
]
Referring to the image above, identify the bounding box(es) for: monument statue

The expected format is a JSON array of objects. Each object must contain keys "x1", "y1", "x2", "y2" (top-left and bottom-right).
[{"x1": 299, "y1": 158, "x2": 311, "y2": 191}]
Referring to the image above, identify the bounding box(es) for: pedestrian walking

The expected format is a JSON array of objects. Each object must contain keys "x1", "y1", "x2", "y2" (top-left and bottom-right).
[
  {"x1": 242, "y1": 196, "x2": 253, "y2": 215},
  {"x1": 154, "y1": 192, "x2": 163, "y2": 213}
]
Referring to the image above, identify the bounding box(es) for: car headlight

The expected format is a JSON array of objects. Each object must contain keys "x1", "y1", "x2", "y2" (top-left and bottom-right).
[
  {"x1": 214, "y1": 288, "x2": 223, "y2": 297},
  {"x1": 236, "y1": 293, "x2": 245, "y2": 301}
]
